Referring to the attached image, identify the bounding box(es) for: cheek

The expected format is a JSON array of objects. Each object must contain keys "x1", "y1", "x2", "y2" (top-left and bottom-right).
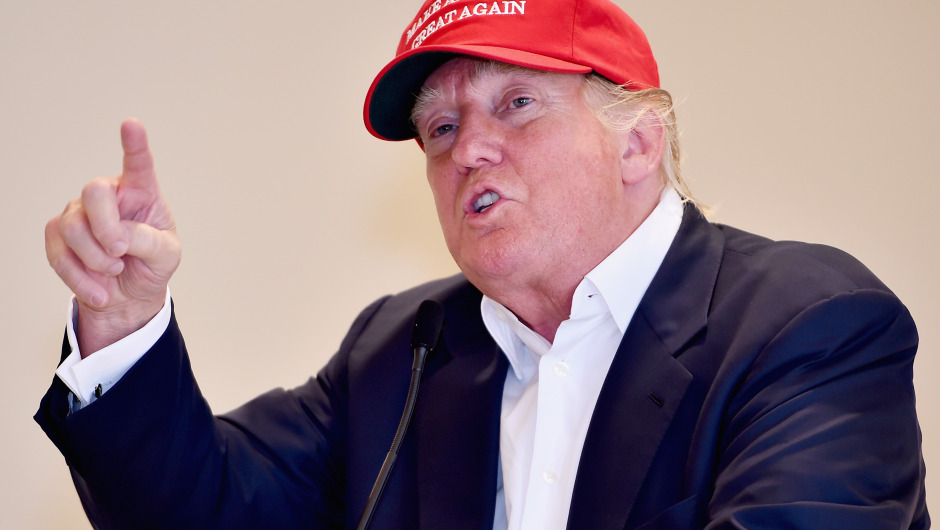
[
  {"x1": 527, "y1": 135, "x2": 624, "y2": 228},
  {"x1": 425, "y1": 165, "x2": 460, "y2": 235},
  {"x1": 527, "y1": 130, "x2": 617, "y2": 191},
  {"x1": 426, "y1": 159, "x2": 449, "y2": 202}
]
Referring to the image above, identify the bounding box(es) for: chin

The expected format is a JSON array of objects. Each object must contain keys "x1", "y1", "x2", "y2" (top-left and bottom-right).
[{"x1": 456, "y1": 244, "x2": 531, "y2": 288}]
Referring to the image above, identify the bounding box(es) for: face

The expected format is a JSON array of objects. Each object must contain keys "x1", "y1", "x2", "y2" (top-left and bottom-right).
[{"x1": 413, "y1": 58, "x2": 638, "y2": 298}]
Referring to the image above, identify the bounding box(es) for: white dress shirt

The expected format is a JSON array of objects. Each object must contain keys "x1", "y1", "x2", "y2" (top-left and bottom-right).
[
  {"x1": 483, "y1": 188, "x2": 683, "y2": 528},
  {"x1": 54, "y1": 189, "x2": 683, "y2": 529}
]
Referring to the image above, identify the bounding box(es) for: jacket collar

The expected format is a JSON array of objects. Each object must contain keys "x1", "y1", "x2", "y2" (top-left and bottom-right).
[{"x1": 567, "y1": 204, "x2": 724, "y2": 528}]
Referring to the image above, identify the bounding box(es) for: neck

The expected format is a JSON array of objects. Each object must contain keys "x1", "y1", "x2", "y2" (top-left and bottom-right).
[
  {"x1": 490, "y1": 280, "x2": 579, "y2": 343},
  {"x1": 475, "y1": 185, "x2": 666, "y2": 343}
]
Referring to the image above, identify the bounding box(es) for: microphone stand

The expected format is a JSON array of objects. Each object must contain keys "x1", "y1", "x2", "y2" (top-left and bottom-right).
[{"x1": 356, "y1": 300, "x2": 443, "y2": 530}]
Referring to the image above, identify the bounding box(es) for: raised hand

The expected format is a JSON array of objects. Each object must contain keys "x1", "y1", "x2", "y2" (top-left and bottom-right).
[{"x1": 45, "y1": 119, "x2": 181, "y2": 355}]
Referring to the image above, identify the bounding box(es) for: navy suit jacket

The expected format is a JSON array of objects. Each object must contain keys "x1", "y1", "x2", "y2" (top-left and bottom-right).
[{"x1": 36, "y1": 205, "x2": 929, "y2": 529}]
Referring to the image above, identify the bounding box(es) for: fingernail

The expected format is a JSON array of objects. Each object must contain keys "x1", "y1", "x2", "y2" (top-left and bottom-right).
[
  {"x1": 108, "y1": 241, "x2": 128, "y2": 257},
  {"x1": 107, "y1": 261, "x2": 124, "y2": 276}
]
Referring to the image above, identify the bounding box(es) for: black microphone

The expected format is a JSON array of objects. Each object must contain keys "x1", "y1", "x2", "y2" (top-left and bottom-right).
[{"x1": 356, "y1": 300, "x2": 445, "y2": 530}]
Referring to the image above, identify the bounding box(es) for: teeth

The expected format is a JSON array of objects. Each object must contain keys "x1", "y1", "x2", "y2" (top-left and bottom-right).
[{"x1": 473, "y1": 191, "x2": 500, "y2": 213}]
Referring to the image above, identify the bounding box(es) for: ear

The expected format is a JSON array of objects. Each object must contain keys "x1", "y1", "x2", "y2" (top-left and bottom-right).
[{"x1": 619, "y1": 112, "x2": 666, "y2": 186}]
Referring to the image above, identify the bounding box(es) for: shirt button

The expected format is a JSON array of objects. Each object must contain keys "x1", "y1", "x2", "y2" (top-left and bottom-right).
[
  {"x1": 553, "y1": 361, "x2": 569, "y2": 377},
  {"x1": 542, "y1": 469, "x2": 558, "y2": 484}
]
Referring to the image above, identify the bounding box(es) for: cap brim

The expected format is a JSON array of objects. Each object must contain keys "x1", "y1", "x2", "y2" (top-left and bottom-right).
[{"x1": 364, "y1": 44, "x2": 591, "y2": 141}]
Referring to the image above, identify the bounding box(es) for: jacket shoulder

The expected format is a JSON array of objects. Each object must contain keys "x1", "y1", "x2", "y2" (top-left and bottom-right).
[{"x1": 715, "y1": 223, "x2": 892, "y2": 298}]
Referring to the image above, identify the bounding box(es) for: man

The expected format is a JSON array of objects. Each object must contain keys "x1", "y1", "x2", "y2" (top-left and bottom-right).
[{"x1": 37, "y1": 0, "x2": 928, "y2": 528}]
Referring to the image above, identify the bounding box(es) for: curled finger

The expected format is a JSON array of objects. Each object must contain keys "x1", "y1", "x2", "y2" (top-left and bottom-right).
[
  {"x1": 59, "y1": 200, "x2": 125, "y2": 277},
  {"x1": 82, "y1": 177, "x2": 128, "y2": 257},
  {"x1": 45, "y1": 217, "x2": 110, "y2": 308}
]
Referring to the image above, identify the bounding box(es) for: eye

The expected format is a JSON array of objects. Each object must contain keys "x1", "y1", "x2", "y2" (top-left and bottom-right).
[
  {"x1": 509, "y1": 97, "x2": 533, "y2": 109},
  {"x1": 420, "y1": 118, "x2": 456, "y2": 140},
  {"x1": 431, "y1": 123, "x2": 455, "y2": 138}
]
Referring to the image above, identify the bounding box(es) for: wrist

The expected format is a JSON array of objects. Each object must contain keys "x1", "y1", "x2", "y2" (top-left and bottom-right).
[{"x1": 76, "y1": 289, "x2": 167, "y2": 357}]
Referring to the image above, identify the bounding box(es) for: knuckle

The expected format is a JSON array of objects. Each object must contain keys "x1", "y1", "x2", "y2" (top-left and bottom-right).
[
  {"x1": 46, "y1": 251, "x2": 63, "y2": 273},
  {"x1": 62, "y1": 197, "x2": 81, "y2": 214},
  {"x1": 59, "y1": 214, "x2": 88, "y2": 244},
  {"x1": 81, "y1": 177, "x2": 113, "y2": 199},
  {"x1": 45, "y1": 229, "x2": 63, "y2": 266},
  {"x1": 44, "y1": 216, "x2": 60, "y2": 241},
  {"x1": 59, "y1": 199, "x2": 83, "y2": 225}
]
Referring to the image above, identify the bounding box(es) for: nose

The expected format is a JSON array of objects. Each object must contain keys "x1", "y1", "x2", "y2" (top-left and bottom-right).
[{"x1": 450, "y1": 111, "x2": 503, "y2": 174}]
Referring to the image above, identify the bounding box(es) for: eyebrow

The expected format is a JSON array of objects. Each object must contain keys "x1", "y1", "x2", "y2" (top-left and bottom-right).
[{"x1": 411, "y1": 86, "x2": 443, "y2": 129}]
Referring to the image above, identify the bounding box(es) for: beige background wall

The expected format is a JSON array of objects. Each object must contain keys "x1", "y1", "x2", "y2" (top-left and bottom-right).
[{"x1": 2, "y1": 1, "x2": 937, "y2": 527}]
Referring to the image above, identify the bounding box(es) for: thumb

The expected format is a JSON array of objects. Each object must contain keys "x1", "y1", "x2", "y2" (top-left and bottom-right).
[
  {"x1": 123, "y1": 219, "x2": 181, "y2": 276},
  {"x1": 120, "y1": 118, "x2": 158, "y2": 191}
]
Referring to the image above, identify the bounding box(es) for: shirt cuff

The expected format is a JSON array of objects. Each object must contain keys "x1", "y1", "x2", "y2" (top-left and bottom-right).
[{"x1": 55, "y1": 289, "x2": 173, "y2": 409}]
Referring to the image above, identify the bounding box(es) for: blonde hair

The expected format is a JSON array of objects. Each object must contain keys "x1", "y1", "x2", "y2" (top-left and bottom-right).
[{"x1": 580, "y1": 73, "x2": 699, "y2": 206}]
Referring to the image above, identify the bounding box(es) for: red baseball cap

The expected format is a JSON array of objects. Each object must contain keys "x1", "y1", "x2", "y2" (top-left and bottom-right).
[{"x1": 363, "y1": 0, "x2": 660, "y2": 141}]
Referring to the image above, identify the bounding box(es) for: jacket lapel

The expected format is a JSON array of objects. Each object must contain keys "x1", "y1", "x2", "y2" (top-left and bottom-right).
[
  {"x1": 567, "y1": 205, "x2": 724, "y2": 529},
  {"x1": 415, "y1": 283, "x2": 509, "y2": 529}
]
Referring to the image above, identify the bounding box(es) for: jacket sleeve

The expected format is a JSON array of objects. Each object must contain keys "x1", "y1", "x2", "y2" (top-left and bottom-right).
[
  {"x1": 705, "y1": 289, "x2": 929, "y2": 529},
  {"x1": 34, "y1": 295, "x2": 389, "y2": 530}
]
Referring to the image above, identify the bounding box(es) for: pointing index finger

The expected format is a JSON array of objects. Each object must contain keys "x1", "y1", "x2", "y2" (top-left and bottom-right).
[{"x1": 120, "y1": 118, "x2": 157, "y2": 191}]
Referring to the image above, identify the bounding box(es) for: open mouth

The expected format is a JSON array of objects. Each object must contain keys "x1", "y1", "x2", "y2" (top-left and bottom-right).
[{"x1": 473, "y1": 191, "x2": 500, "y2": 213}]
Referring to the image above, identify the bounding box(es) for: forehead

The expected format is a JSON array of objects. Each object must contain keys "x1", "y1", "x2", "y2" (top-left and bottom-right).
[
  {"x1": 430, "y1": 57, "x2": 535, "y2": 81},
  {"x1": 422, "y1": 58, "x2": 561, "y2": 93}
]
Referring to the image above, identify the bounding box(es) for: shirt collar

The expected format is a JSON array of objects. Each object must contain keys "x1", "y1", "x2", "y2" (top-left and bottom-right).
[{"x1": 584, "y1": 187, "x2": 684, "y2": 333}]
